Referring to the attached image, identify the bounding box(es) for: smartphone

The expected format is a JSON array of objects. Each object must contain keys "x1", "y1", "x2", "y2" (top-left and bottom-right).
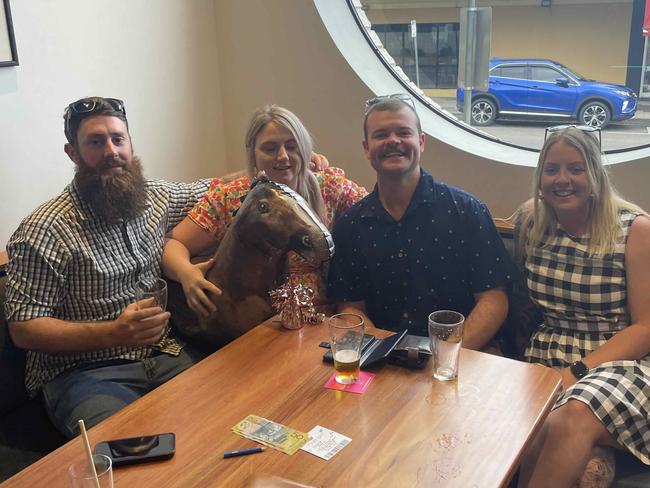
[{"x1": 94, "y1": 433, "x2": 175, "y2": 467}]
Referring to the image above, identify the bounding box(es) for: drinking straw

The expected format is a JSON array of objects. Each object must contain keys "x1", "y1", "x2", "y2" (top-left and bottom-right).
[{"x1": 78, "y1": 419, "x2": 101, "y2": 488}]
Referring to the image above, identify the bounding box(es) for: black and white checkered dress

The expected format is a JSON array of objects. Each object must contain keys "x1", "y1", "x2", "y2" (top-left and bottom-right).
[{"x1": 524, "y1": 212, "x2": 650, "y2": 464}]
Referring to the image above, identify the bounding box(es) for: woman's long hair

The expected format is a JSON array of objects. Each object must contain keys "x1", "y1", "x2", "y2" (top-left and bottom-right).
[
  {"x1": 244, "y1": 105, "x2": 328, "y2": 226},
  {"x1": 522, "y1": 127, "x2": 646, "y2": 257}
]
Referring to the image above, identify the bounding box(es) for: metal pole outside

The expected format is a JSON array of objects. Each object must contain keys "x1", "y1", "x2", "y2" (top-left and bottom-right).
[
  {"x1": 411, "y1": 20, "x2": 420, "y2": 87},
  {"x1": 463, "y1": 0, "x2": 477, "y2": 124}
]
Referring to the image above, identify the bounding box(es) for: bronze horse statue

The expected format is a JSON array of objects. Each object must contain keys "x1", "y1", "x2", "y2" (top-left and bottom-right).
[{"x1": 169, "y1": 175, "x2": 334, "y2": 349}]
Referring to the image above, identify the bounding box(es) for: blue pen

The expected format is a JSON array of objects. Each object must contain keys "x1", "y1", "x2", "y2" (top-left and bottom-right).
[{"x1": 223, "y1": 447, "x2": 266, "y2": 459}]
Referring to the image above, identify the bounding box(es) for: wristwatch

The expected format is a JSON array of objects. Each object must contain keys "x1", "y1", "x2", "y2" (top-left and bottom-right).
[{"x1": 569, "y1": 360, "x2": 590, "y2": 379}]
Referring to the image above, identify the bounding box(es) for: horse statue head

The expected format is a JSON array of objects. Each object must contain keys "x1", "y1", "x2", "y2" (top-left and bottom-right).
[{"x1": 169, "y1": 174, "x2": 334, "y2": 349}]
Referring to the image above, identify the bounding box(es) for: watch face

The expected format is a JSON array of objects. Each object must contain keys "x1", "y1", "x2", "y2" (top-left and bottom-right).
[{"x1": 570, "y1": 361, "x2": 589, "y2": 379}]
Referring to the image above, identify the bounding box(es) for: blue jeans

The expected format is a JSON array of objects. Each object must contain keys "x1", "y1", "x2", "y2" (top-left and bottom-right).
[{"x1": 42, "y1": 346, "x2": 205, "y2": 439}]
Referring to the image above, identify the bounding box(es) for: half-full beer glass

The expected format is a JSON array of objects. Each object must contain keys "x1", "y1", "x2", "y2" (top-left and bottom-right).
[
  {"x1": 428, "y1": 310, "x2": 465, "y2": 381},
  {"x1": 328, "y1": 313, "x2": 365, "y2": 384}
]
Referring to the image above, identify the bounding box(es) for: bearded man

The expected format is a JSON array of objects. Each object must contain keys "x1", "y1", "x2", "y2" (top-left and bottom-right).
[{"x1": 5, "y1": 97, "x2": 210, "y2": 438}]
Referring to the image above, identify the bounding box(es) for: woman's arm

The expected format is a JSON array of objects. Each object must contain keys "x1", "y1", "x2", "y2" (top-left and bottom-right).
[
  {"x1": 162, "y1": 217, "x2": 222, "y2": 317},
  {"x1": 562, "y1": 215, "x2": 650, "y2": 388}
]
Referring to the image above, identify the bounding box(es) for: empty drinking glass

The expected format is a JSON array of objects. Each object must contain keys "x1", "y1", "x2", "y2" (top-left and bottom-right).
[{"x1": 428, "y1": 310, "x2": 465, "y2": 381}]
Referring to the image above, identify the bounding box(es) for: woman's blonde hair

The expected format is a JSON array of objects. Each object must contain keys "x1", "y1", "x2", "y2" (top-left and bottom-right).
[
  {"x1": 522, "y1": 126, "x2": 646, "y2": 257},
  {"x1": 244, "y1": 105, "x2": 327, "y2": 225}
]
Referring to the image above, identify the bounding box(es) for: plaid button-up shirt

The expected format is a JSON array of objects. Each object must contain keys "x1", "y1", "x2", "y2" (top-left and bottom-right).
[{"x1": 5, "y1": 178, "x2": 210, "y2": 396}]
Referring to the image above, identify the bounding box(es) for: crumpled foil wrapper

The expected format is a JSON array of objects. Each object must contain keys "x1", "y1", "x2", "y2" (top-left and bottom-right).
[{"x1": 269, "y1": 283, "x2": 325, "y2": 330}]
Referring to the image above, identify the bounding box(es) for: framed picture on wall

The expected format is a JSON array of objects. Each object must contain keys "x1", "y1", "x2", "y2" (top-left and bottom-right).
[{"x1": 0, "y1": 0, "x2": 18, "y2": 67}]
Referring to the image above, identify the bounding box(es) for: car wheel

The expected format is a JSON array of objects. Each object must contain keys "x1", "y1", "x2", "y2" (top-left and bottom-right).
[
  {"x1": 471, "y1": 98, "x2": 497, "y2": 126},
  {"x1": 579, "y1": 101, "x2": 611, "y2": 129}
]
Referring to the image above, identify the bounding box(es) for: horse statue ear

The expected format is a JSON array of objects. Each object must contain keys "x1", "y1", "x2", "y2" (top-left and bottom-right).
[{"x1": 251, "y1": 171, "x2": 270, "y2": 189}]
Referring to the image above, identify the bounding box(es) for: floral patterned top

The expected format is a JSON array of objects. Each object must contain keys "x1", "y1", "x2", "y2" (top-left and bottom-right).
[{"x1": 188, "y1": 167, "x2": 367, "y2": 304}]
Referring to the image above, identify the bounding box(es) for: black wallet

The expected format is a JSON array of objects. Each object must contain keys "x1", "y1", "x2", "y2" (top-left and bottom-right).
[
  {"x1": 388, "y1": 334, "x2": 432, "y2": 369},
  {"x1": 322, "y1": 329, "x2": 408, "y2": 368}
]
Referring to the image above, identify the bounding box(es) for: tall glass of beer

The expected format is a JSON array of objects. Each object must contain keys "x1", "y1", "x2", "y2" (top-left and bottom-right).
[{"x1": 328, "y1": 313, "x2": 365, "y2": 384}]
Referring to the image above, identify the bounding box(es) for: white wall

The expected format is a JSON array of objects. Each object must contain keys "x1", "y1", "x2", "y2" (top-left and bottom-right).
[{"x1": 0, "y1": 0, "x2": 225, "y2": 248}]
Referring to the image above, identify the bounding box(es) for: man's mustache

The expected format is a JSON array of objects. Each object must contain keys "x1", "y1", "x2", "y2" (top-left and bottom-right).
[
  {"x1": 379, "y1": 147, "x2": 407, "y2": 158},
  {"x1": 100, "y1": 157, "x2": 129, "y2": 171}
]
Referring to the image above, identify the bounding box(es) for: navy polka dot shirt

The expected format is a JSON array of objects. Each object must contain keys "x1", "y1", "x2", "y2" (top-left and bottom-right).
[{"x1": 327, "y1": 170, "x2": 515, "y2": 336}]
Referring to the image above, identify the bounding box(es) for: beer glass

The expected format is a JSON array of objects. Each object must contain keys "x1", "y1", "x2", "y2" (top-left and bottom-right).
[
  {"x1": 328, "y1": 313, "x2": 365, "y2": 384},
  {"x1": 428, "y1": 310, "x2": 465, "y2": 381},
  {"x1": 135, "y1": 277, "x2": 168, "y2": 310},
  {"x1": 135, "y1": 277, "x2": 170, "y2": 346}
]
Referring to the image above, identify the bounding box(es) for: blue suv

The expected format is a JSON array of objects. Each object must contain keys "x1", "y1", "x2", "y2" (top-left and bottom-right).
[{"x1": 456, "y1": 58, "x2": 637, "y2": 129}]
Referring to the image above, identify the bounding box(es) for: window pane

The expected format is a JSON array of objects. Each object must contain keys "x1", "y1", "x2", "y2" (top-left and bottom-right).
[
  {"x1": 384, "y1": 30, "x2": 406, "y2": 65},
  {"x1": 437, "y1": 24, "x2": 458, "y2": 66},
  {"x1": 499, "y1": 66, "x2": 526, "y2": 80},
  {"x1": 436, "y1": 66, "x2": 457, "y2": 88},
  {"x1": 530, "y1": 66, "x2": 562, "y2": 83},
  {"x1": 371, "y1": 22, "x2": 458, "y2": 89}
]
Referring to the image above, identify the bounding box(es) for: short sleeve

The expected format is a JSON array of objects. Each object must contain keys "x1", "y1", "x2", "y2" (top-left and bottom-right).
[
  {"x1": 187, "y1": 176, "x2": 250, "y2": 241},
  {"x1": 463, "y1": 198, "x2": 515, "y2": 293},
  {"x1": 162, "y1": 178, "x2": 212, "y2": 231},
  {"x1": 318, "y1": 167, "x2": 368, "y2": 226},
  {"x1": 5, "y1": 224, "x2": 67, "y2": 322}
]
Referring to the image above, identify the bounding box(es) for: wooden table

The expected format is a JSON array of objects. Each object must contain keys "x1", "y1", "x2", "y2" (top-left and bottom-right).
[
  {"x1": 2, "y1": 319, "x2": 560, "y2": 488},
  {"x1": 0, "y1": 251, "x2": 7, "y2": 275}
]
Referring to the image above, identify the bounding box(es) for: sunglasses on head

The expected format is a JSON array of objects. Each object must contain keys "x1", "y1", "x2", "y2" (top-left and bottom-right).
[
  {"x1": 67, "y1": 97, "x2": 126, "y2": 118},
  {"x1": 544, "y1": 124, "x2": 601, "y2": 151},
  {"x1": 64, "y1": 97, "x2": 127, "y2": 142},
  {"x1": 365, "y1": 93, "x2": 415, "y2": 111}
]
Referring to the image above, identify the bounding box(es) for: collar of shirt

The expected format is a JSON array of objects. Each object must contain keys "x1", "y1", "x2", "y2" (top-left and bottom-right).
[{"x1": 359, "y1": 169, "x2": 435, "y2": 222}]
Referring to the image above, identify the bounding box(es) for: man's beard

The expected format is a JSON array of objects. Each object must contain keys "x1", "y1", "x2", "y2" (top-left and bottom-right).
[{"x1": 74, "y1": 155, "x2": 148, "y2": 224}]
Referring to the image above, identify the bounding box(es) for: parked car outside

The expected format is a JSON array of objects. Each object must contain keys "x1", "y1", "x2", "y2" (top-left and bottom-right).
[{"x1": 456, "y1": 58, "x2": 637, "y2": 129}]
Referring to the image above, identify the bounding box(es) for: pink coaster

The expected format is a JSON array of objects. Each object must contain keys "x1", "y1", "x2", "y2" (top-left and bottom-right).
[{"x1": 324, "y1": 371, "x2": 375, "y2": 394}]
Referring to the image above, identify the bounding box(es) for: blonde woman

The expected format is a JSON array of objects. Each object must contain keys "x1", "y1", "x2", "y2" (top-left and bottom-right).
[
  {"x1": 516, "y1": 126, "x2": 650, "y2": 487},
  {"x1": 162, "y1": 105, "x2": 366, "y2": 317}
]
